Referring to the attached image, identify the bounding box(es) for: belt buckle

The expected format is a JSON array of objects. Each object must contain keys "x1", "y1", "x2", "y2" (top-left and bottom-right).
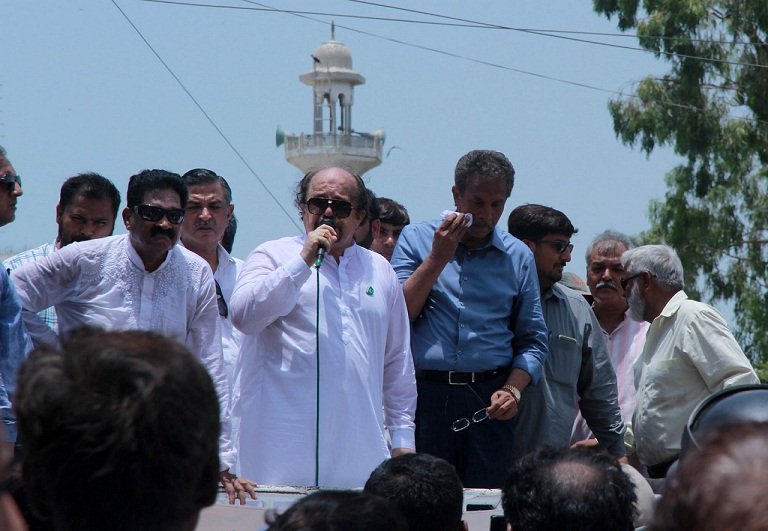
[{"x1": 448, "y1": 370, "x2": 473, "y2": 385}]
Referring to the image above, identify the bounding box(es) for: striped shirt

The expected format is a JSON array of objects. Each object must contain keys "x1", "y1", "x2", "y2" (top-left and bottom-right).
[{"x1": 5, "y1": 241, "x2": 58, "y2": 332}]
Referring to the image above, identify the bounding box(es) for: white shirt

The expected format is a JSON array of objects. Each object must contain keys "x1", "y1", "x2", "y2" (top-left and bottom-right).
[
  {"x1": 213, "y1": 244, "x2": 243, "y2": 387},
  {"x1": 571, "y1": 310, "x2": 649, "y2": 445},
  {"x1": 230, "y1": 236, "x2": 416, "y2": 488},
  {"x1": 632, "y1": 291, "x2": 758, "y2": 466},
  {"x1": 11, "y1": 234, "x2": 236, "y2": 469}
]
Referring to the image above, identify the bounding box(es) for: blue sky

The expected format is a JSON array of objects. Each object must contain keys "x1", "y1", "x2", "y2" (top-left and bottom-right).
[{"x1": 1, "y1": 0, "x2": 680, "y2": 274}]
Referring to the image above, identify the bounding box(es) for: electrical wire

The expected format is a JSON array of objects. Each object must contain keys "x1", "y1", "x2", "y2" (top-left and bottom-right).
[{"x1": 112, "y1": 0, "x2": 303, "y2": 231}]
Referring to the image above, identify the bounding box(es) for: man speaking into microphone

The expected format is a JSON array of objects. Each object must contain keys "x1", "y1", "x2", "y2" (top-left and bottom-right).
[{"x1": 230, "y1": 167, "x2": 416, "y2": 488}]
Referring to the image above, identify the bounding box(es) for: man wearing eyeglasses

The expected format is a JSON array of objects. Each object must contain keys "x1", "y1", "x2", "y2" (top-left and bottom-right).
[
  {"x1": 391, "y1": 150, "x2": 548, "y2": 489},
  {"x1": 0, "y1": 145, "x2": 33, "y2": 452},
  {"x1": 179, "y1": 168, "x2": 241, "y2": 389},
  {"x1": 11, "y1": 169, "x2": 255, "y2": 503},
  {"x1": 621, "y1": 244, "x2": 758, "y2": 479},
  {"x1": 507, "y1": 204, "x2": 626, "y2": 462},
  {"x1": 230, "y1": 166, "x2": 415, "y2": 488}
]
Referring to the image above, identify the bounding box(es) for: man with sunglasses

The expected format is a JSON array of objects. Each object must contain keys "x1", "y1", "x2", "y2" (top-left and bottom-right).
[
  {"x1": 507, "y1": 204, "x2": 626, "y2": 461},
  {"x1": 11, "y1": 169, "x2": 255, "y2": 503},
  {"x1": 0, "y1": 145, "x2": 33, "y2": 452},
  {"x1": 230, "y1": 166, "x2": 415, "y2": 488},
  {"x1": 391, "y1": 150, "x2": 548, "y2": 488},
  {"x1": 621, "y1": 244, "x2": 758, "y2": 479}
]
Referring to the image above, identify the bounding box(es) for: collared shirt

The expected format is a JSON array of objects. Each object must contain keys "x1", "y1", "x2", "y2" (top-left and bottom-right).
[
  {"x1": 391, "y1": 221, "x2": 547, "y2": 380},
  {"x1": 0, "y1": 270, "x2": 33, "y2": 442},
  {"x1": 633, "y1": 291, "x2": 758, "y2": 466},
  {"x1": 514, "y1": 283, "x2": 625, "y2": 457},
  {"x1": 11, "y1": 234, "x2": 235, "y2": 469},
  {"x1": 4, "y1": 241, "x2": 57, "y2": 332},
  {"x1": 571, "y1": 309, "x2": 649, "y2": 445},
  {"x1": 214, "y1": 245, "x2": 243, "y2": 386},
  {"x1": 230, "y1": 236, "x2": 416, "y2": 488}
]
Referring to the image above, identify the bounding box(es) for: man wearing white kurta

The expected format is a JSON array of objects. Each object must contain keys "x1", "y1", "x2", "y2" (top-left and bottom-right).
[
  {"x1": 11, "y1": 170, "x2": 251, "y2": 501},
  {"x1": 230, "y1": 167, "x2": 416, "y2": 488}
]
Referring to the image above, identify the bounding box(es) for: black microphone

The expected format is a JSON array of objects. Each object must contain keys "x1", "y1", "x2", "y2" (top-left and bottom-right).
[{"x1": 315, "y1": 216, "x2": 335, "y2": 268}]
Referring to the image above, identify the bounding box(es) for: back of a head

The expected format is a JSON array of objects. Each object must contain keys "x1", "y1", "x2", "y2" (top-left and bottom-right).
[
  {"x1": 15, "y1": 328, "x2": 221, "y2": 531},
  {"x1": 364, "y1": 453, "x2": 464, "y2": 531},
  {"x1": 502, "y1": 447, "x2": 635, "y2": 531},
  {"x1": 650, "y1": 422, "x2": 768, "y2": 531},
  {"x1": 507, "y1": 203, "x2": 577, "y2": 241},
  {"x1": 267, "y1": 490, "x2": 408, "y2": 531}
]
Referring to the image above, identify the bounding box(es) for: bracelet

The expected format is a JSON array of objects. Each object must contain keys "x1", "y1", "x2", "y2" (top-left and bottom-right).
[{"x1": 500, "y1": 384, "x2": 521, "y2": 405}]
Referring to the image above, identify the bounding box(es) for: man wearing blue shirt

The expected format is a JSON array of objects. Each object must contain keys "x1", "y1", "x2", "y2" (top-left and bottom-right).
[
  {"x1": 391, "y1": 150, "x2": 548, "y2": 488},
  {"x1": 0, "y1": 145, "x2": 33, "y2": 449}
]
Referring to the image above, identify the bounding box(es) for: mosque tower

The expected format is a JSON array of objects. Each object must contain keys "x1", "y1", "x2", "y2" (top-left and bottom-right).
[{"x1": 276, "y1": 25, "x2": 385, "y2": 176}]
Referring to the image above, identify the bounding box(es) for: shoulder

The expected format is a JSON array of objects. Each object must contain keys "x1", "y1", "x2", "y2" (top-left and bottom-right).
[
  {"x1": 496, "y1": 230, "x2": 533, "y2": 256},
  {"x1": 5, "y1": 242, "x2": 55, "y2": 270}
]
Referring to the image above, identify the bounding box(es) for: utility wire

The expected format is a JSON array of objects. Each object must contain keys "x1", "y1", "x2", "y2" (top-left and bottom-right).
[{"x1": 112, "y1": 0, "x2": 303, "y2": 232}]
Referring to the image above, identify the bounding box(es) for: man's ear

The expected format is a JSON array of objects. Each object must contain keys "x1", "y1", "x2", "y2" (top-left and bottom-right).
[
  {"x1": 122, "y1": 207, "x2": 133, "y2": 230},
  {"x1": 451, "y1": 185, "x2": 460, "y2": 205},
  {"x1": 55, "y1": 203, "x2": 63, "y2": 225},
  {"x1": 371, "y1": 219, "x2": 381, "y2": 239},
  {"x1": 226, "y1": 203, "x2": 234, "y2": 221}
]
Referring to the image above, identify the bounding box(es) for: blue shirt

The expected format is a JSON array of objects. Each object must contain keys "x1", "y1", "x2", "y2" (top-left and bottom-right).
[
  {"x1": 0, "y1": 269, "x2": 33, "y2": 442},
  {"x1": 392, "y1": 221, "x2": 548, "y2": 382}
]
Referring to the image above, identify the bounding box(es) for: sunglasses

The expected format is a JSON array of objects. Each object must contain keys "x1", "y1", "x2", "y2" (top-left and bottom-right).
[
  {"x1": 0, "y1": 172, "x2": 21, "y2": 189},
  {"x1": 537, "y1": 239, "x2": 574, "y2": 254},
  {"x1": 305, "y1": 197, "x2": 354, "y2": 219},
  {"x1": 133, "y1": 204, "x2": 185, "y2": 225},
  {"x1": 215, "y1": 280, "x2": 228, "y2": 318}
]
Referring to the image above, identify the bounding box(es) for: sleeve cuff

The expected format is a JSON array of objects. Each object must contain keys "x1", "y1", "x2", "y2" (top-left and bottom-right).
[{"x1": 389, "y1": 428, "x2": 415, "y2": 451}]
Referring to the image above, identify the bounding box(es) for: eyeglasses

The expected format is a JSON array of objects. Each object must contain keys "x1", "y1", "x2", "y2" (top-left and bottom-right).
[
  {"x1": 451, "y1": 386, "x2": 489, "y2": 432},
  {"x1": 305, "y1": 197, "x2": 354, "y2": 219},
  {"x1": 215, "y1": 280, "x2": 228, "y2": 318},
  {"x1": 620, "y1": 271, "x2": 656, "y2": 289},
  {"x1": 537, "y1": 239, "x2": 574, "y2": 254},
  {"x1": 133, "y1": 205, "x2": 185, "y2": 225},
  {"x1": 0, "y1": 172, "x2": 21, "y2": 190}
]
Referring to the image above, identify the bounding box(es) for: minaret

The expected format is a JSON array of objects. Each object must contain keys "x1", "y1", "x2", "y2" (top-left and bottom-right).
[{"x1": 277, "y1": 25, "x2": 385, "y2": 176}]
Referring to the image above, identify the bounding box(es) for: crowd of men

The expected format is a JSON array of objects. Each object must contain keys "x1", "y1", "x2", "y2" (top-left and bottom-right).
[{"x1": 0, "y1": 143, "x2": 764, "y2": 529}]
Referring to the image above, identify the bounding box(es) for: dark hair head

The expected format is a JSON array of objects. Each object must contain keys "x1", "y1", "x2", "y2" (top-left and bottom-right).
[
  {"x1": 181, "y1": 168, "x2": 233, "y2": 204},
  {"x1": 59, "y1": 173, "x2": 121, "y2": 220},
  {"x1": 364, "y1": 453, "x2": 463, "y2": 531},
  {"x1": 650, "y1": 422, "x2": 768, "y2": 531},
  {"x1": 502, "y1": 447, "x2": 636, "y2": 531},
  {"x1": 376, "y1": 197, "x2": 410, "y2": 227},
  {"x1": 507, "y1": 203, "x2": 577, "y2": 242},
  {"x1": 293, "y1": 167, "x2": 369, "y2": 213},
  {"x1": 267, "y1": 490, "x2": 408, "y2": 531},
  {"x1": 221, "y1": 214, "x2": 238, "y2": 254},
  {"x1": 15, "y1": 328, "x2": 220, "y2": 531},
  {"x1": 126, "y1": 169, "x2": 188, "y2": 209},
  {"x1": 454, "y1": 150, "x2": 515, "y2": 196}
]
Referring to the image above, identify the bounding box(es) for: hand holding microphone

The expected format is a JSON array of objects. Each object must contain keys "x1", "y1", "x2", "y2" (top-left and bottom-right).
[{"x1": 314, "y1": 216, "x2": 336, "y2": 268}]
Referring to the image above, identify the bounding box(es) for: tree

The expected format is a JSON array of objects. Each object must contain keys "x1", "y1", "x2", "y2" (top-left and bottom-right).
[{"x1": 593, "y1": 1, "x2": 768, "y2": 374}]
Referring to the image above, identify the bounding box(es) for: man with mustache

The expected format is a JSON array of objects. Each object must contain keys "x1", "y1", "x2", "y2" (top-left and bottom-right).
[
  {"x1": 507, "y1": 204, "x2": 625, "y2": 460},
  {"x1": 621, "y1": 244, "x2": 758, "y2": 479},
  {"x1": 0, "y1": 144, "x2": 32, "y2": 452},
  {"x1": 391, "y1": 150, "x2": 548, "y2": 488},
  {"x1": 11, "y1": 169, "x2": 254, "y2": 503},
  {"x1": 5, "y1": 172, "x2": 120, "y2": 334},
  {"x1": 571, "y1": 231, "x2": 649, "y2": 457},
  {"x1": 230, "y1": 166, "x2": 415, "y2": 488},
  {"x1": 180, "y1": 168, "x2": 241, "y2": 386}
]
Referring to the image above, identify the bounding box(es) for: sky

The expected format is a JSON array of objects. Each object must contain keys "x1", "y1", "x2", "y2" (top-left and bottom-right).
[{"x1": 1, "y1": 0, "x2": 681, "y2": 275}]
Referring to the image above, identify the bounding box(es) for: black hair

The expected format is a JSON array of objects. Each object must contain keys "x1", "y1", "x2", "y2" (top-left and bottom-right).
[
  {"x1": 181, "y1": 168, "x2": 233, "y2": 204},
  {"x1": 59, "y1": 172, "x2": 121, "y2": 220},
  {"x1": 507, "y1": 203, "x2": 577, "y2": 241},
  {"x1": 126, "y1": 169, "x2": 188, "y2": 209}
]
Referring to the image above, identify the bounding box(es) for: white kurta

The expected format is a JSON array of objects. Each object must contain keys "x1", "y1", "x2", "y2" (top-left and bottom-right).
[
  {"x1": 11, "y1": 234, "x2": 236, "y2": 469},
  {"x1": 230, "y1": 236, "x2": 416, "y2": 488}
]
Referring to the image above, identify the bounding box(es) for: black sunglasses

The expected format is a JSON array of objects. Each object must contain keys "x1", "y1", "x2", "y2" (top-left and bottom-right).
[
  {"x1": 133, "y1": 204, "x2": 185, "y2": 225},
  {"x1": 537, "y1": 239, "x2": 574, "y2": 254},
  {"x1": 305, "y1": 197, "x2": 354, "y2": 219},
  {"x1": 620, "y1": 272, "x2": 655, "y2": 289},
  {"x1": 215, "y1": 280, "x2": 228, "y2": 318},
  {"x1": 0, "y1": 172, "x2": 21, "y2": 189}
]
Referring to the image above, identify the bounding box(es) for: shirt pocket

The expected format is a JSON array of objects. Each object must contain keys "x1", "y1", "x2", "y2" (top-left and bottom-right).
[{"x1": 547, "y1": 333, "x2": 582, "y2": 386}]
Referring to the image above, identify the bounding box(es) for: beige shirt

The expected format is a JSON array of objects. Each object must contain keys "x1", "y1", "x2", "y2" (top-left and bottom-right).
[{"x1": 633, "y1": 291, "x2": 758, "y2": 466}]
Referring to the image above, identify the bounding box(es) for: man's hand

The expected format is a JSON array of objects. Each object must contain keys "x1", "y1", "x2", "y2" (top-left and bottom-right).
[
  {"x1": 300, "y1": 223, "x2": 337, "y2": 266},
  {"x1": 430, "y1": 213, "x2": 470, "y2": 264},
  {"x1": 219, "y1": 469, "x2": 258, "y2": 505},
  {"x1": 486, "y1": 389, "x2": 519, "y2": 421},
  {"x1": 391, "y1": 447, "x2": 415, "y2": 458}
]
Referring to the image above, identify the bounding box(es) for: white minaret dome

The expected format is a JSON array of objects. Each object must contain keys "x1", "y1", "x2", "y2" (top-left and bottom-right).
[{"x1": 277, "y1": 25, "x2": 385, "y2": 177}]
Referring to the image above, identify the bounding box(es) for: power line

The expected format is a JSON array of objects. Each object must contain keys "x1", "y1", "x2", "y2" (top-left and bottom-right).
[{"x1": 111, "y1": 0, "x2": 302, "y2": 232}]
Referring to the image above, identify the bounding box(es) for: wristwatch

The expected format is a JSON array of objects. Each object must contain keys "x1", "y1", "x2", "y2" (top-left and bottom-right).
[{"x1": 501, "y1": 384, "x2": 521, "y2": 404}]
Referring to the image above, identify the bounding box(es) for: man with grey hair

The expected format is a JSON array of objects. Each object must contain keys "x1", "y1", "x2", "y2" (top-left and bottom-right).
[
  {"x1": 571, "y1": 231, "x2": 649, "y2": 458},
  {"x1": 621, "y1": 244, "x2": 758, "y2": 478},
  {"x1": 392, "y1": 150, "x2": 548, "y2": 488}
]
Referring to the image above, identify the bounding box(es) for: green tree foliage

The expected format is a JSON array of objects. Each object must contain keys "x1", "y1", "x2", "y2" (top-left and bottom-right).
[{"x1": 593, "y1": 1, "x2": 768, "y2": 374}]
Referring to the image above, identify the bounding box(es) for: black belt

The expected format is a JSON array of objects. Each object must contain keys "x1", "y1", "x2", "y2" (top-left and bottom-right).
[{"x1": 415, "y1": 368, "x2": 506, "y2": 385}]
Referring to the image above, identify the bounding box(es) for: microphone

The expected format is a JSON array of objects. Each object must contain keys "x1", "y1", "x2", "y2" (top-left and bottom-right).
[{"x1": 315, "y1": 216, "x2": 335, "y2": 268}]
